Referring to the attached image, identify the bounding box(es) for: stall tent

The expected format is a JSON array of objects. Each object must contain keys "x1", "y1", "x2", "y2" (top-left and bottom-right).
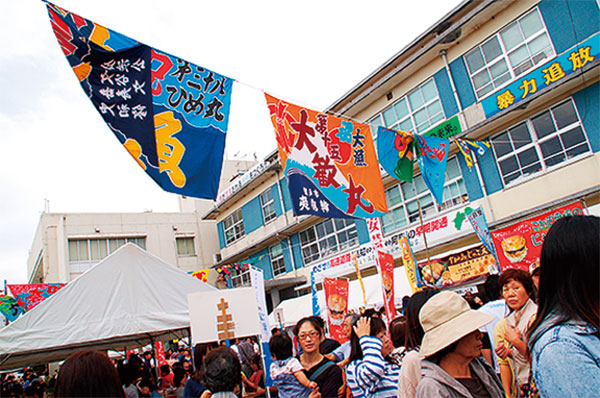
[{"x1": 0, "y1": 243, "x2": 215, "y2": 369}]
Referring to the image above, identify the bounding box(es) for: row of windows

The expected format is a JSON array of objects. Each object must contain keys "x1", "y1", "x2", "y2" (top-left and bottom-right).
[{"x1": 68, "y1": 236, "x2": 196, "y2": 264}]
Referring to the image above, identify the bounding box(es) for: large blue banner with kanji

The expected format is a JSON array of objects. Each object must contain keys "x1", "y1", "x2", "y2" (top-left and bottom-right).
[
  {"x1": 416, "y1": 134, "x2": 449, "y2": 206},
  {"x1": 46, "y1": 1, "x2": 233, "y2": 199}
]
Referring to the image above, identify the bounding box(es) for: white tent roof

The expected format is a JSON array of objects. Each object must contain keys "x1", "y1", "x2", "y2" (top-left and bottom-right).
[
  {"x1": 269, "y1": 266, "x2": 412, "y2": 328},
  {"x1": 0, "y1": 243, "x2": 215, "y2": 369}
]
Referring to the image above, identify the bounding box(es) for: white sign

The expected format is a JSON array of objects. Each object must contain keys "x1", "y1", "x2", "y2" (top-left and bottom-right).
[
  {"x1": 250, "y1": 267, "x2": 271, "y2": 342},
  {"x1": 188, "y1": 287, "x2": 261, "y2": 344},
  {"x1": 216, "y1": 160, "x2": 272, "y2": 205}
]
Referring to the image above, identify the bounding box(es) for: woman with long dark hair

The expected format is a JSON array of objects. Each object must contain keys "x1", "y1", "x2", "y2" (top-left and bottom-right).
[
  {"x1": 527, "y1": 215, "x2": 600, "y2": 397},
  {"x1": 397, "y1": 288, "x2": 438, "y2": 398},
  {"x1": 345, "y1": 316, "x2": 400, "y2": 397},
  {"x1": 55, "y1": 350, "x2": 125, "y2": 397}
]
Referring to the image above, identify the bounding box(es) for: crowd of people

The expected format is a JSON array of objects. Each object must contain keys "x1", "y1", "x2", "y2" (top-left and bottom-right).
[{"x1": 6, "y1": 215, "x2": 599, "y2": 398}]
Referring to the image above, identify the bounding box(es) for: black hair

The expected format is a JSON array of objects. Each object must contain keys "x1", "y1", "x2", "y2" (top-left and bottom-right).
[
  {"x1": 55, "y1": 350, "x2": 125, "y2": 397},
  {"x1": 250, "y1": 354, "x2": 262, "y2": 368},
  {"x1": 348, "y1": 317, "x2": 387, "y2": 363},
  {"x1": 483, "y1": 274, "x2": 501, "y2": 302},
  {"x1": 269, "y1": 333, "x2": 293, "y2": 361},
  {"x1": 201, "y1": 347, "x2": 241, "y2": 393},
  {"x1": 528, "y1": 216, "x2": 600, "y2": 346},
  {"x1": 389, "y1": 316, "x2": 408, "y2": 349},
  {"x1": 404, "y1": 288, "x2": 439, "y2": 350},
  {"x1": 293, "y1": 316, "x2": 324, "y2": 337},
  {"x1": 499, "y1": 268, "x2": 535, "y2": 298}
]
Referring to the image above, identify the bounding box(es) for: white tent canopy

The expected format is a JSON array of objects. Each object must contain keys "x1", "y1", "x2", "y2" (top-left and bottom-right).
[
  {"x1": 269, "y1": 266, "x2": 412, "y2": 328},
  {"x1": 0, "y1": 244, "x2": 215, "y2": 370}
]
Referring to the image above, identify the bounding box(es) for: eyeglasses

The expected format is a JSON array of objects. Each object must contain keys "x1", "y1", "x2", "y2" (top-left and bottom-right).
[{"x1": 298, "y1": 331, "x2": 320, "y2": 340}]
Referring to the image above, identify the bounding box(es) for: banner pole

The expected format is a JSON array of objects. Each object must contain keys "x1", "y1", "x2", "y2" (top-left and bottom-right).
[
  {"x1": 258, "y1": 337, "x2": 272, "y2": 398},
  {"x1": 414, "y1": 191, "x2": 434, "y2": 284}
]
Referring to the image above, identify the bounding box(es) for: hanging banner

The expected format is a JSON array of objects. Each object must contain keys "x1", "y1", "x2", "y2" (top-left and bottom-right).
[
  {"x1": 0, "y1": 296, "x2": 25, "y2": 322},
  {"x1": 377, "y1": 251, "x2": 396, "y2": 322},
  {"x1": 250, "y1": 267, "x2": 271, "y2": 342},
  {"x1": 415, "y1": 134, "x2": 449, "y2": 206},
  {"x1": 377, "y1": 127, "x2": 415, "y2": 182},
  {"x1": 466, "y1": 207, "x2": 499, "y2": 272},
  {"x1": 456, "y1": 139, "x2": 491, "y2": 168},
  {"x1": 155, "y1": 341, "x2": 167, "y2": 367},
  {"x1": 310, "y1": 267, "x2": 322, "y2": 317},
  {"x1": 323, "y1": 278, "x2": 349, "y2": 344},
  {"x1": 45, "y1": 2, "x2": 233, "y2": 200},
  {"x1": 189, "y1": 269, "x2": 210, "y2": 282},
  {"x1": 416, "y1": 245, "x2": 495, "y2": 289},
  {"x1": 367, "y1": 218, "x2": 385, "y2": 250},
  {"x1": 399, "y1": 236, "x2": 420, "y2": 294},
  {"x1": 8, "y1": 283, "x2": 65, "y2": 311},
  {"x1": 491, "y1": 201, "x2": 584, "y2": 272},
  {"x1": 188, "y1": 288, "x2": 261, "y2": 344},
  {"x1": 265, "y1": 94, "x2": 387, "y2": 219}
]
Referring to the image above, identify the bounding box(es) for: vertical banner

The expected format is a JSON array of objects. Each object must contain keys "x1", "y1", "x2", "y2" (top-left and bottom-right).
[
  {"x1": 491, "y1": 201, "x2": 584, "y2": 272},
  {"x1": 415, "y1": 134, "x2": 449, "y2": 206},
  {"x1": 353, "y1": 255, "x2": 367, "y2": 307},
  {"x1": 265, "y1": 94, "x2": 387, "y2": 219},
  {"x1": 399, "y1": 236, "x2": 420, "y2": 294},
  {"x1": 467, "y1": 207, "x2": 499, "y2": 273},
  {"x1": 155, "y1": 341, "x2": 167, "y2": 367},
  {"x1": 377, "y1": 251, "x2": 396, "y2": 323},
  {"x1": 250, "y1": 267, "x2": 271, "y2": 342},
  {"x1": 323, "y1": 278, "x2": 349, "y2": 344}
]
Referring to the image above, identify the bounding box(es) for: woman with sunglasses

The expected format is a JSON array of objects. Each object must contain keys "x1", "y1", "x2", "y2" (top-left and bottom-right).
[{"x1": 294, "y1": 316, "x2": 344, "y2": 398}]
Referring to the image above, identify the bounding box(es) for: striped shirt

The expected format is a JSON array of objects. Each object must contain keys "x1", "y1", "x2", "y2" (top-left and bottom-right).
[{"x1": 346, "y1": 336, "x2": 401, "y2": 398}]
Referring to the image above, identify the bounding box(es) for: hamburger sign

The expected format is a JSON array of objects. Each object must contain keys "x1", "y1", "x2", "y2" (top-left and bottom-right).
[{"x1": 491, "y1": 201, "x2": 584, "y2": 272}]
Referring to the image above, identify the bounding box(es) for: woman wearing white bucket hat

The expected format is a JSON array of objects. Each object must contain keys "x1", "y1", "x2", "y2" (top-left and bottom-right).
[{"x1": 415, "y1": 291, "x2": 505, "y2": 398}]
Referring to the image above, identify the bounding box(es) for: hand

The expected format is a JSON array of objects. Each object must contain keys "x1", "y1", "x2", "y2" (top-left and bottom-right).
[
  {"x1": 504, "y1": 325, "x2": 522, "y2": 346},
  {"x1": 309, "y1": 386, "x2": 321, "y2": 398},
  {"x1": 495, "y1": 343, "x2": 512, "y2": 359},
  {"x1": 353, "y1": 317, "x2": 370, "y2": 338},
  {"x1": 308, "y1": 381, "x2": 318, "y2": 389}
]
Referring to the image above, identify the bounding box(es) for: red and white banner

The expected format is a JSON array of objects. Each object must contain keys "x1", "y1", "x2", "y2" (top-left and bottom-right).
[
  {"x1": 377, "y1": 251, "x2": 396, "y2": 323},
  {"x1": 491, "y1": 201, "x2": 584, "y2": 272},
  {"x1": 323, "y1": 277, "x2": 349, "y2": 344},
  {"x1": 155, "y1": 341, "x2": 167, "y2": 367}
]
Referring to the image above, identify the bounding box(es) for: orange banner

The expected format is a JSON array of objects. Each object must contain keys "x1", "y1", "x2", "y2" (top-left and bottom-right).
[
  {"x1": 323, "y1": 278, "x2": 349, "y2": 344},
  {"x1": 377, "y1": 251, "x2": 396, "y2": 323}
]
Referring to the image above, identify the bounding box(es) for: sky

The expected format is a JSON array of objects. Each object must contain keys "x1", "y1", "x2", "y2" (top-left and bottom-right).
[{"x1": 0, "y1": 0, "x2": 462, "y2": 284}]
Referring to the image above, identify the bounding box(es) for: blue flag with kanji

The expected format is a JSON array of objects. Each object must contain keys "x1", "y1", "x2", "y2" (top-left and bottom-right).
[
  {"x1": 45, "y1": 1, "x2": 233, "y2": 199},
  {"x1": 456, "y1": 139, "x2": 491, "y2": 168},
  {"x1": 415, "y1": 134, "x2": 449, "y2": 206}
]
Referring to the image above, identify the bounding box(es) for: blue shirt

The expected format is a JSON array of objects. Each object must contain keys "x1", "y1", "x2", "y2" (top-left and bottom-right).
[
  {"x1": 531, "y1": 320, "x2": 600, "y2": 398},
  {"x1": 331, "y1": 341, "x2": 351, "y2": 362},
  {"x1": 346, "y1": 336, "x2": 401, "y2": 398}
]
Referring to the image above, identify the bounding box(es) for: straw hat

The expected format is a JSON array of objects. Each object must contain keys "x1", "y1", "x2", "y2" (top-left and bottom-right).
[{"x1": 419, "y1": 291, "x2": 494, "y2": 358}]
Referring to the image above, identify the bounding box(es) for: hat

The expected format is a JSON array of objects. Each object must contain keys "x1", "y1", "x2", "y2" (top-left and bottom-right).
[{"x1": 419, "y1": 291, "x2": 494, "y2": 358}]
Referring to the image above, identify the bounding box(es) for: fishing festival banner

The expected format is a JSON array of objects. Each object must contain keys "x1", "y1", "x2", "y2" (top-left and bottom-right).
[
  {"x1": 456, "y1": 139, "x2": 491, "y2": 168},
  {"x1": 323, "y1": 278, "x2": 349, "y2": 344},
  {"x1": 8, "y1": 283, "x2": 66, "y2": 311},
  {"x1": 189, "y1": 269, "x2": 210, "y2": 282},
  {"x1": 377, "y1": 127, "x2": 415, "y2": 182},
  {"x1": 0, "y1": 296, "x2": 25, "y2": 322},
  {"x1": 45, "y1": 2, "x2": 233, "y2": 200},
  {"x1": 491, "y1": 201, "x2": 584, "y2": 272},
  {"x1": 377, "y1": 251, "x2": 396, "y2": 322},
  {"x1": 415, "y1": 134, "x2": 449, "y2": 206},
  {"x1": 416, "y1": 245, "x2": 496, "y2": 289},
  {"x1": 265, "y1": 94, "x2": 387, "y2": 219}
]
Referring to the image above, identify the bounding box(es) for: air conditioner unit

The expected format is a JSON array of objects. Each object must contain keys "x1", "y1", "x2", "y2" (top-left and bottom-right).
[{"x1": 213, "y1": 253, "x2": 222, "y2": 263}]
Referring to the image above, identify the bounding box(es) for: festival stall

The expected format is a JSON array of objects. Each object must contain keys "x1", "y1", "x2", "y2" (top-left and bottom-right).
[{"x1": 0, "y1": 244, "x2": 215, "y2": 370}]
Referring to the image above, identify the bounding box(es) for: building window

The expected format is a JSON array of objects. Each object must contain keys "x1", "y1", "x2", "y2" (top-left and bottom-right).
[
  {"x1": 231, "y1": 267, "x2": 251, "y2": 288},
  {"x1": 370, "y1": 78, "x2": 445, "y2": 135},
  {"x1": 269, "y1": 243, "x2": 286, "y2": 277},
  {"x1": 491, "y1": 98, "x2": 590, "y2": 186},
  {"x1": 299, "y1": 219, "x2": 358, "y2": 265},
  {"x1": 68, "y1": 237, "x2": 146, "y2": 262},
  {"x1": 176, "y1": 237, "x2": 195, "y2": 256},
  {"x1": 380, "y1": 157, "x2": 468, "y2": 235},
  {"x1": 465, "y1": 7, "x2": 554, "y2": 99},
  {"x1": 260, "y1": 189, "x2": 277, "y2": 224},
  {"x1": 224, "y1": 209, "x2": 245, "y2": 245}
]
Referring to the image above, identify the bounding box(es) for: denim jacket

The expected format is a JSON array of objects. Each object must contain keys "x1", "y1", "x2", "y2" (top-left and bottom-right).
[{"x1": 530, "y1": 319, "x2": 600, "y2": 398}]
